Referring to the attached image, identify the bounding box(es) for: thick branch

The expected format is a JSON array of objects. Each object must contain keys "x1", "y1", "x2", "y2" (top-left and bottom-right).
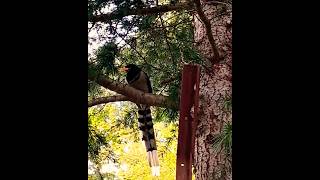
[
  {"x1": 89, "y1": 3, "x2": 193, "y2": 22},
  {"x1": 88, "y1": 95, "x2": 129, "y2": 107},
  {"x1": 194, "y1": 0, "x2": 220, "y2": 64},
  {"x1": 88, "y1": 73, "x2": 179, "y2": 109}
]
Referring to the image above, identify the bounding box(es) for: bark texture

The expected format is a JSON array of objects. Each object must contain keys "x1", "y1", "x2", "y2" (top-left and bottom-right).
[
  {"x1": 88, "y1": 95, "x2": 129, "y2": 107},
  {"x1": 193, "y1": 1, "x2": 232, "y2": 180}
]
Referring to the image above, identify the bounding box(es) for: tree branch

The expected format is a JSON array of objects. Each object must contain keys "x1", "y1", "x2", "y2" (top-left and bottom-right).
[
  {"x1": 194, "y1": 0, "x2": 220, "y2": 64},
  {"x1": 88, "y1": 95, "x2": 129, "y2": 107},
  {"x1": 89, "y1": 3, "x2": 194, "y2": 22},
  {"x1": 88, "y1": 72, "x2": 179, "y2": 109}
]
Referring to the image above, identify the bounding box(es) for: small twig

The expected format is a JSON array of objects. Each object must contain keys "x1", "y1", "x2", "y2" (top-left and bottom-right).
[
  {"x1": 115, "y1": 31, "x2": 163, "y2": 71},
  {"x1": 193, "y1": 0, "x2": 220, "y2": 64},
  {"x1": 158, "y1": 84, "x2": 169, "y2": 95},
  {"x1": 206, "y1": 0, "x2": 231, "y2": 7}
]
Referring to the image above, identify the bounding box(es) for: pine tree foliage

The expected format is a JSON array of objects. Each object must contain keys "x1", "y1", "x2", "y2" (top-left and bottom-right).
[{"x1": 88, "y1": 0, "x2": 204, "y2": 121}]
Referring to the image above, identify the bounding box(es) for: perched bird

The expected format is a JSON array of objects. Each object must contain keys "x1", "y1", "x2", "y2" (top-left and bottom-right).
[{"x1": 119, "y1": 64, "x2": 160, "y2": 176}]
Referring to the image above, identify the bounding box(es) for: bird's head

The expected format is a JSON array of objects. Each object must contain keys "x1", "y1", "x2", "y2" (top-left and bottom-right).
[{"x1": 119, "y1": 64, "x2": 140, "y2": 73}]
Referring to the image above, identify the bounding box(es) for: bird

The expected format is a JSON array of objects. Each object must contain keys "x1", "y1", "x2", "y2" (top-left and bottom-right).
[{"x1": 119, "y1": 64, "x2": 160, "y2": 176}]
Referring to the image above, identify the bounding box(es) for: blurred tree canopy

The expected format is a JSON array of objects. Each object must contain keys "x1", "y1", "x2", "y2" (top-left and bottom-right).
[{"x1": 88, "y1": 104, "x2": 179, "y2": 179}]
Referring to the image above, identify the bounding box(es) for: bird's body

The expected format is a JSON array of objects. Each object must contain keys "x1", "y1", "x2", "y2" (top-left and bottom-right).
[
  {"x1": 126, "y1": 68, "x2": 152, "y2": 93},
  {"x1": 121, "y1": 64, "x2": 160, "y2": 176}
]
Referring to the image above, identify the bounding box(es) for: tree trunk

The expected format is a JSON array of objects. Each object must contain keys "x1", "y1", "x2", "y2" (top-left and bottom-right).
[{"x1": 193, "y1": 1, "x2": 232, "y2": 180}]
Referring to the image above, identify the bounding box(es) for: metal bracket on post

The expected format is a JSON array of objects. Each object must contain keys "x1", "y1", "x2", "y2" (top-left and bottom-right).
[{"x1": 176, "y1": 64, "x2": 200, "y2": 180}]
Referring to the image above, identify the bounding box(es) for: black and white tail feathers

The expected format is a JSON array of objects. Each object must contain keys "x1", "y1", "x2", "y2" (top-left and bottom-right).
[
  {"x1": 123, "y1": 64, "x2": 160, "y2": 176},
  {"x1": 137, "y1": 104, "x2": 160, "y2": 176}
]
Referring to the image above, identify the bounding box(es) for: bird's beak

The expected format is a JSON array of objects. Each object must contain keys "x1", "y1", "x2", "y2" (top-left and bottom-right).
[{"x1": 119, "y1": 67, "x2": 129, "y2": 72}]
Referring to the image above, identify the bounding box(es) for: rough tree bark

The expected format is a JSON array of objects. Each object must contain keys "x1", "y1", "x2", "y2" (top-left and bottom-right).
[
  {"x1": 193, "y1": 1, "x2": 232, "y2": 180},
  {"x1": 88, "y1": 95, "x2": 129, "y2": 107}
]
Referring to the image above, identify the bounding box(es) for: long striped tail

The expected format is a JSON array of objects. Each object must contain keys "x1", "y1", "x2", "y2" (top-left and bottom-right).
[{"x1": 137, "y1": 105, "x2": 160, "y2": 176}]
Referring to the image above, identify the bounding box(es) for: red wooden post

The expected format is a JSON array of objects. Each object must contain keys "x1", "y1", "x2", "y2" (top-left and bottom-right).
[
  {"x1": 176, "y1": 64, "x2": 200, "y2": 180},
  {"x1": 191, "y1": 65, "x2": 200, "y2": 163}
]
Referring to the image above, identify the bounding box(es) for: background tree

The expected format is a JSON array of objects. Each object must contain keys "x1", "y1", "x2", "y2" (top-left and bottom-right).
[
  {"x1": 193, "y1": 1, "x2": 232, "y2": 179},
  {"x1": 88, "y1": 0, "x2": 232, "y2": 179},
  {"x1": 88, "y1": 103, "x2": 180, "y2": 179}
]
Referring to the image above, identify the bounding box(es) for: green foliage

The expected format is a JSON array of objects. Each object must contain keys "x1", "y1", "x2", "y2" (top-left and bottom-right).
[
  {"x1": 88, "y1": 81, "x2": 100, "y2": 97},
  {"x1": 88, "y1": 103, "x2": 180, "y2": 179},
  {"x1": 88, "y1": 105, "x2": 121, "y2": 164},
  {"x1": 120, "y1": 105, "x2": 138, "y2": 128},
  {"x1": 154, "y1": 107, "x2": 179, "y2": 123},
  {"x1": 223, "y1": 96, "x2": 232, "y2": 112},
  {"x1": 212, "y1": 121, "x2": 232, "y2": 156},
  {"x1": 92, "y1": 42, "x2": 118, "y2": 76},
  {"x1": 88, "y1": 172, "x2": 116, "y2": 180},
  {"x1": 88, "y1": 0, "x2": 111, "y2": 20},
  {"x1": 167, "y1": 80, "x2": 180, "y2": 102},
  {"x1": 139, "y1": 15, "x2": 157, "y2": 30}
]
